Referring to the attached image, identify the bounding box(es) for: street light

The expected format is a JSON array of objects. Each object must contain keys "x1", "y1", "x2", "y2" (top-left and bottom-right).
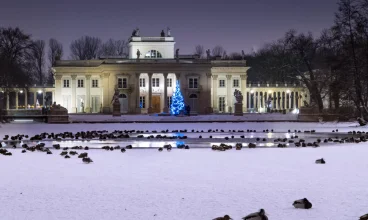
[
  {"x1": 20, "y1": 90, "x2": 23, "y2": 94},
  {"x1": 38, "y1": 90, "x2": 42, "y2": 94},
  {"x1": 286, "y1": 90, "x2": 290, "y2": 93},
  {"x1": 250, "y1": 90, "x2": 254, "y2": 94}
]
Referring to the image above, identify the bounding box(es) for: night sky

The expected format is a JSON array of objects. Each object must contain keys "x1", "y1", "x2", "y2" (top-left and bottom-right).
[{"x1": 0, "y1": 0, "x2": 338, "y2": 58}]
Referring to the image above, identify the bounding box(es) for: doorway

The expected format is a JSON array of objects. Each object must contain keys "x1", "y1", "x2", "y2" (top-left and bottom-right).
[
  {"x1": 152, "y1": 95, "x2": 161, "y2": 113},
  {"x1": 77, "y1": 95, "x2": 85, "y2": 113},
  {"x1": 119, "y1": 94, "x2": 128, "y2": 113},
  {"x1": 189, "y1": 94, "x2": 198, "y2": 113},
  {"x1": 91, "y1": 96, "x2": 100, "y2": 113}
]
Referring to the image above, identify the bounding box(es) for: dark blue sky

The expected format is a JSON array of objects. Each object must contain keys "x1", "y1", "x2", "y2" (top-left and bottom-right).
[{"x1": 0, "y1": 0, "x2": 339, "y2": 58}]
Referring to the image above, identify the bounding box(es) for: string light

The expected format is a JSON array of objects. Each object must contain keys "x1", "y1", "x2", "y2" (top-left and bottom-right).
[{"x1": 170, "y1": 80, "x2": 185, "y2": 115}]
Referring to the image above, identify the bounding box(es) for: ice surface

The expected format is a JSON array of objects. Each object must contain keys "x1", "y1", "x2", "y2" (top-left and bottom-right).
[{"x1": 0, "y1": 122, "x2": 367, "y2": 220}]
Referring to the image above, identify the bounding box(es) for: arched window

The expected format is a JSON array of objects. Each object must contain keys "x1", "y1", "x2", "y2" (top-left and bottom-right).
[
  {"x1": 145, "y1": 50, "x2": 162, "y2": 58},
  {"x1": 189, "y1": 94, "x2": 197, "y2": 98},
  {"x1": 119, "y1": 94, "x2": 127, "y2": 98}
]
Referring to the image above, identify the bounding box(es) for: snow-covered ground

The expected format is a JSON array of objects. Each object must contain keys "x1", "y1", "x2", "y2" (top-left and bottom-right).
[
  {"x1": 69, "y1": 113, "x2": 299, "y2": 122},
  {"x1": 0, "y1": 122, "x2": 367, "y2": 220}
]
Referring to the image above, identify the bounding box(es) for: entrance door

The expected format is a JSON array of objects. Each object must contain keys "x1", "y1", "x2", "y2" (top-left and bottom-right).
[
  {"x1": 189, "y1": 94, "x2": 198, "y2": 113},
  {"x1": 62, "y1": 95, "x2": 71, "y2": 112},
  {"x1": 91, "y1": 96, "x2": 100, "y2": 113},
  {"x1": 76, "y1": 95, "x2": 85, "y2": 113},
  {"x1": 152, "y1": 96, "x2": 161, "y2": 113},
  {"x1": 119, "y1": 94, "x2": 128, "y2": 113},
  {"x1": 219, "y1": 97, "x2": 225, "y2": 112}
]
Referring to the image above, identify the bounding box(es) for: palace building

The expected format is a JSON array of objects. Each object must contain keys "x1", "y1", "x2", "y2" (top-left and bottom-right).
[{"x1": 2, "y1": 32, "x2": 309, "y2": 114}]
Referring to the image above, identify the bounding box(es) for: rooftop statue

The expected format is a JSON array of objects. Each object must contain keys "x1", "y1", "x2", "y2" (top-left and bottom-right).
[
  {"x1": 160, "y1": 30, "x2": 165, "y2": 37},
  {"x1": 136, "y1": 49, "x2": 141, "y2": 59},
  {"x1": 167, "y1": 27, "x2": 171, "y2": 37},
  {"x1": 175, "y1": 49, "x2": 179, "y2": 59}
]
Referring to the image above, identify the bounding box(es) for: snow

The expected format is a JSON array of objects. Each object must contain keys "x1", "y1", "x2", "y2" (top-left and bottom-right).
[
  {"x1": 0, "y1": 122, "x2": 368, "y2": 220},
  {"x1": 68, "y1": 113, "x2": 299, "y2": 122}
]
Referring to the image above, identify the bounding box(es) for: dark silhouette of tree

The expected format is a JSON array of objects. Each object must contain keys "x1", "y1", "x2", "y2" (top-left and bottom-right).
[
  {"x1": 99, "y1": 39, "x2": 128, "y2": 57},
  {"x1": 29, "y1": 40, "x2": 45, "y2": 85},
  {"x1": 194, "y1": 45, "x2": 204, "y2": 58},
  {"x1": 212, "y1": 45, "x2": 225, "y2": 57},
  {"x1": 70, "y1": 36, "x2": 101, "y2": 60},
  {"x1": 47, "y1": 38, "x2": 63, "y2": 84}
]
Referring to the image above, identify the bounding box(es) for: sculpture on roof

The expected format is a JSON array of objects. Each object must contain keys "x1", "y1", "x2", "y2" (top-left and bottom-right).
[
  {"x1": 241, "y1": 50, "x2": 245, "y2": 60},
  {"x1": 175, "y1": 49, "x2": 179, "y2": 59},
  {"x1": 132, "y1": 28, "x2": 140, "y2": 37},
  {"x1": 160, "y1": 30, "x2": 165, "y2": 37},
  {"x1": 167, "y1": 27, "x2": 171, "y2": 37},
  {"x1": 136, "y1": 49, "x2": 141, "y2": 59}
]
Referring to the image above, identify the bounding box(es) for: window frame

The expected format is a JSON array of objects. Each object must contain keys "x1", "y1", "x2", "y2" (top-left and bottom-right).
[
  {"x1": 152, "y1": 78, "x2": 160, "y2": 87},
  {"x1": 188, "y1": 77, "x2": 198, "y2": 89},
  {"x1": 233, "y1": 79, "x2": 239, "y2": 88},
  {"x1": 167, "y1": 78, "x2": 172, "y2": 87},
  {"x1": 92, "y1": 79, "x2": 99, "y2": 88},
  {"x1": 63, "y1": 79, "x2": 70, "y2": 88},
  {"x1": 139, "y1": 78, "x2": 145, "y2": 87},
  {"x1": 219, "y1": 79, "x2": 225, "y2": 88},
  {"x1": 77, "y1": 79, "x2": 84, "y2": 88},
  {"x1": 118, "y1": 77, "x2": 128, "y2": 89},
  {"x1": 139, "y1": 96, "x2": 146, "y2": 108}
]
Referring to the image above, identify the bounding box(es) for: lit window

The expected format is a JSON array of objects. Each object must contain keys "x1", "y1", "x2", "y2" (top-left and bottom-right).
[
  {"x1": 140, "y1": 78, "x2": 145, "y2": 87},
  {"x1": 152, "y1": 78, "x2": 160, "y2": 87},
  {"x1": 118, "y1": 78, "x2": 128, "y2": 88},
  {"x1": 92, "y1": 79, "x2": 98, "y2": 88},
  {"x1": 140, "y1": 96, "x2": 146, "y2": 108},
  {"x1": 77, "y1": 79, "x2": 84, "y2": 88},
  {"x1": 63, "y1": 79, "x2": 70, "y2": 88},
  {"x1": 233, "y1": 79, "x2": 239, "y2": 87},
  {"x1": 145, "y1": 50, "x2": 162, "y2": 58},
  {"x1": 189, "y1": 78, "x2": 198, "y2": 88},
  {"x1": 167, "y1": 78, "x2": 172, "y2": 87},
  {"x1": 219, "y1": 80, "x2": 225, "y2": 88}
]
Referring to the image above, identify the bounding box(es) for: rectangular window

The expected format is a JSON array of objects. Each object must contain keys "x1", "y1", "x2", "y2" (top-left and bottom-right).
[
  {"x1": 219, "y1": 97, "x2": 225, "y2": 112},
  {"x1": 139, "y1": 96, "x2": 146, "y2": 108},
  {"x1": 167, "y1": 96, "x2": 172, "y2": 108},
  {"x1": 92, "y1": 79, "x2": 98, "y2": 88},
  {"x1": 139, "y1": 78, "x2": 145, "y2": 87},
  {"x1": 63, "y1": 79, "x2": 70, "y2": 88},
  {"x1": 118, "y1": 78, "x2": 122, "y2": 88},
  {"x1": 77, "y1": 79, "x2": 84, "y2": 88},
  {"x1": 122, "y1": 78, "x2": 127, "y2": 88},
  {"x1": 233, "y1": 79, "x2": 239, "y2": 87},
  {"x1": 189, "y1": 78, "x2": 198, "y2": 88},
  {"x1": 219, "y1": 80, "x2": 225, "y2": 88},
  {"x1": 167, "y1": 78, "x2": 172, "y2": 87},
  {"x1": 152, "y1": 78, "x2": 160, "y2": 87}
]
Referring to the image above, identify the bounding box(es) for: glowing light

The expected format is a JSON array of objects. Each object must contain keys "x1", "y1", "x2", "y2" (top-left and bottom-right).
[
  {"x1": 170, "y1": 80, "x2": 185, "y2": 115},
  {"x1": 268, "y1": 90, "x2": 272, "y2": 93},
  {"x1": 38, "y1": 90, "x2": 42, "y2": 94},
  {"x1": 292, "y1": 108, "x2": 299, "y2": 114},
  {"x1": 19, "y1": 90, "x2": 23, "y2": 93},
  {"x1": 250, "y1": 90, "x2": 254, "y2": 94},
  {"x1": 286, "y1": 90, "x2": 290, "y2": 93}
]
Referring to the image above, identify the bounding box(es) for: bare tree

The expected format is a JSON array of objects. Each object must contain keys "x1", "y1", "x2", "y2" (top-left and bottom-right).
[
  {"x1": 29, "y1": 40, "x2": 46, "y2": 85},
  {"x1": 212, "y1": 45, "x2": 225, "y2": 57},
  {"x1": 48, "y1": 38, "x2": 63, "y2": 66},
  {"x1": 100, "y1": 39, "x2": 128, "y2": 57},
  {"x1": 70, "y1": 36, "x2": 102, "y2": 60},
  {"x1": 194, "y1": 45, "x2": 204, "y2": 58}
]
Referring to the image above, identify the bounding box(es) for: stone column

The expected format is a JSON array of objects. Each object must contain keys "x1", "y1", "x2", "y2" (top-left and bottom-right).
[
  {"x1": 34, "y1": 92, "x2": 37, "y2": 108},
  {"x1": 288, "y1": 92, "x2": 292, "y2": 110},
  {"x1": 212, "y1": 75, "x2": 218, "y2": 111},
  {"x1": 85, "y1": 75, "x2": 91, "y2": 113},
  {"x1": 55, "y1": 75, "x2": 62, "y2": 106},
  {"x1": 15, "y1": 91, "x2": 19, "y2": 109},
  {"x1": 135, "y1": 73, "x2": 141, "y2": 113},
  {"x1": 71, "y1": 75, "x2": 77, "y2": 113},
  {"x1": 6, "y1": 92, "x2": 9, "y2": 110},
  {"x1": 147, "y1": 73, "x2": 153, "y2": 113},
  {"x1": 163, "y1": 73, "x2": 169, "y2": 113},
  {"x1": 276, "y1": 92, "x2": 279, "y2": 110},
  {"x1": 102, "y1": 73, "x2": 110, "y2": 113},
  {"x1": 25, "y1": 90, "x2": 28, "y2": 108},
  {"x1": 240, "y1": 75, "x2": 247, "y2": 112},
  {"x1": 226, "y1": 75, "x2": 232, "y2": 113},
  {"x1": 206, "y1": 73, "x2": 213, "y2": 113}
]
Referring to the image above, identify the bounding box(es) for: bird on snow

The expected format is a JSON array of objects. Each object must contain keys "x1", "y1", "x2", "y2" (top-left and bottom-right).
[
  {"x1": 315, "y1": 158, "x2": 326, "y2": 164},
  {"x1": 293, "y1": 198, "x2": 312, "y2": 209},
  {"x1": 242, "y1": 209, "x2": 268, "y2": 220},
  {"x1": 213, "y1": 214, "x2": 232, "y2": 220}
]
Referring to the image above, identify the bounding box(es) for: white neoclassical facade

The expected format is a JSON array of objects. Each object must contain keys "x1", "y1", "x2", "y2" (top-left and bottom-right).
[{"x1": 50, "y1": 34, "x2": 309, "y2": 114}]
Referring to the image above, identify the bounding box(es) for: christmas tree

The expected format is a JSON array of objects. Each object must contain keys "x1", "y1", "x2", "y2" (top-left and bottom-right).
[{"x1": 170, "y1": 80, "x2": 185, "y2": 115}]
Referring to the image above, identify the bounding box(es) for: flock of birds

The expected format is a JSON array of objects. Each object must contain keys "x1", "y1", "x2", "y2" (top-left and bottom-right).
[
  {"x1": 214, "y1": 198, "x2": 313, "y2": 220},
  {"x1": 1, "y1": 128, "x2": 368, "y2": 219}
]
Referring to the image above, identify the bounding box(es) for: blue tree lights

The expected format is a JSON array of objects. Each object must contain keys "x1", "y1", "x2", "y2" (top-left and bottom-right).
[{"x1": 170, "y1": 80, "x2": 185, "y2": 115}]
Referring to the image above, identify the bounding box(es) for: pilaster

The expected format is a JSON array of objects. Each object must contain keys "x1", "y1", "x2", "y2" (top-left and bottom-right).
[{"x1": 71, "y1": 75, "x2": 77, "y2": 113}]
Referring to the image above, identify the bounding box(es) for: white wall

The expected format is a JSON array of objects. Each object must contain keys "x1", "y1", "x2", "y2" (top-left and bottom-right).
[{"x1": 129, "y1": 41, "x2": 175, "y2": 59}]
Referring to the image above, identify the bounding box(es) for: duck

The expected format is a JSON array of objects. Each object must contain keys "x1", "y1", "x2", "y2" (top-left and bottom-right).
[
  {"x1": 360, "y1": 213, "x2": 368, "y2": 220},
  {"x1": 82, "y1": 157, "x2": 93, "y2": 163},
  {"x1": 213, "y1": 214, "x2": 232, "y2": 220},
  {"x1": 78, "y1": 152, "x2": 88, "y2": 158},
  {"x1": 158, "y1": 147, "x2": 163, "y2": 152},
  {"x1": 315, "y1": 158, "x2": 326, "y2": 164},
  {"x1": 293, "y1": 198, "x2": 312, "y2": 209},
  {"x1": 242, "y1": 209, "x2": 268, "y2": 220}
]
